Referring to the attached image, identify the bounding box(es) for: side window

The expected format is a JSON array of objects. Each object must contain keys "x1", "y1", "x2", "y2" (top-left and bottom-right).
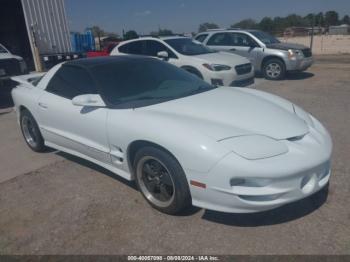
[
  {"x1": 143, "y1": 40, "x2": 167, "y2": 56},
  {"x1": 231, "y1": 33, "x2": 257, "y2": 47},
  {"x1": 195, "y1": 34, "x2": 208, "y2": 43},
  {"x1": 118, "y1": 41, "x2": 143, "y2": 55},
  {"x1": 207, "y1": 33, "x2": 233, "y2": 46},
  {"x1": 46, "y1": 66, "x2": 97, "y2": 99},
  {"x1": 143, "y1": 40, "x2": 177, "y2": 59}
]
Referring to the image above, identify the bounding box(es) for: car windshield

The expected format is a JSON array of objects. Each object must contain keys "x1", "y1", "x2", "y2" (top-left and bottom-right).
[
  {"x1": 93, "y1": 58, "x2": 216, "y2": 108},
  {"x1": 250, "y1": 31, "x2": 280, "y2": 44},
  {"x1": 0, "y1": 44, "x2": 9, "y2": 53},
  {"x1": 164, "y1": 38, "x2": 216, "y2": 56}
]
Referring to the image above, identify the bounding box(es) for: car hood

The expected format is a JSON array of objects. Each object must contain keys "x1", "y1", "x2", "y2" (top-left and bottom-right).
[
  {"x1": 266, "y1": 42, "x2": 309, "y2": 51},
  {"x1": 141, "y1": 87, "x2": 309, "y2": 141},
  {"x1": 193, "y1": 52, "x2": 250, "y2": 66}
]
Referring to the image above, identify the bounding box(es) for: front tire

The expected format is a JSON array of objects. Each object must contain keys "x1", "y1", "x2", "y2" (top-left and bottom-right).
[
  {"x1": 263, "y1": 58, "x2": 286, "y2": 80},
  {"x1": 20, "y1": 109, "x2": 46, "y2": 152},
  {"x1": 133, "y1": 146, "x2": 191, "y2": 215}
]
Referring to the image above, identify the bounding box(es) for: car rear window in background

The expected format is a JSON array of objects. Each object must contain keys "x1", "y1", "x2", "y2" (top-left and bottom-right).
[
  {"x1": 118, "y1": 41, "x2": 143, "y2": 55},
  {"x1": 46, "y1": 66, "x2": 97, "y2": 99},
  {"x1": 195, "y1": 34, "x2": 208, "y2": 43}
]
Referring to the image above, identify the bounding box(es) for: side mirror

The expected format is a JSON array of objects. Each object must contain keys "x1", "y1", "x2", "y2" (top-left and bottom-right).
[
  {"x1": 72, "y1": 94, "x2": 106, "y2": 107},
  {"x1": 157, "y1": 51, "x2": 169, "y2": 60}
]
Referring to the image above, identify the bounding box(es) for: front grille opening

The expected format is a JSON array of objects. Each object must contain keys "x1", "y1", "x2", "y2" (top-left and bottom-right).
[
  {"x1": 238, "y1": 193, "x2": 283, "y2": 202},
  {"x1": 302, "y1": 48, "x2": 312, "y2": 58},
  {"x1": 287, "y1": 135, "x2": 304, "y2": 142},
  {"x1": 235, "y1": 63, "x2": 252, "y2": 75}
]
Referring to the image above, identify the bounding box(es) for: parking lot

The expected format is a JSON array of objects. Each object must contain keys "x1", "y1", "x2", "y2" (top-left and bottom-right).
[{"x1": 0, "y1": 55, "x2": 350, "y2": 255}]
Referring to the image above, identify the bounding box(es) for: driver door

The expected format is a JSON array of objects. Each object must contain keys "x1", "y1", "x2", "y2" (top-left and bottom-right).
[
  {"x1": 37, "y1": 65, "x2": 111, "y2": 164},
  {"x1": 228, "y1": 33, "x2": 260, "y2": 66}
]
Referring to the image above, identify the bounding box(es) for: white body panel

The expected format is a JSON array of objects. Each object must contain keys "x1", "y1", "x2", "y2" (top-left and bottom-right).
[{"x1": 11, "y1": 63, "x2": 332, "y2": 213}]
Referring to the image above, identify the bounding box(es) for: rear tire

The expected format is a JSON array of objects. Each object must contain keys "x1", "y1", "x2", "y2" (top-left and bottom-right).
[
  {"x1": 20, "y1": 109, "x2": 46, "y2": 152},
  {"x1": 133, "y1": 146, "x2": 191, "y2": 215},
  {"x1": 263, "y1": 58, "x2": 286, "y2": 80}
]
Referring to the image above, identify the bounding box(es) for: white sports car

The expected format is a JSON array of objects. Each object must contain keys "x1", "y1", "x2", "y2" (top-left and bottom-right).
[{"x1": 11, "y1": 56, "x2": 332, "y2": 214}]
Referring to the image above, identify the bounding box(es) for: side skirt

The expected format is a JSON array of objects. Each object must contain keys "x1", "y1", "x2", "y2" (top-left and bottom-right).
[{"x1": 45, "y1": 141, "x2": 133, "y2": 181}]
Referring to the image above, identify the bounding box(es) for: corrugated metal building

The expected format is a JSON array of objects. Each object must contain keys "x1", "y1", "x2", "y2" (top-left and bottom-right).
[
  {"x1": 21, "y1": 0, "x2": 72, "y2": 54},
  {"x1": 0, "y1": 0, "x2": 81, "y2": 71}
]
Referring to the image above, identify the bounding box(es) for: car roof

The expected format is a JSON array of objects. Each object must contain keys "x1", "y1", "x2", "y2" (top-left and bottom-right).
[
  {"x1": 64, "y1": 56, "x2": 155, "y2": 69},
  {"x1": 199, "y1": 29, "x2": 260, "y2": 34},
  {"x1": 159, "y1": 36, "x2": 188, "y2": 40}
]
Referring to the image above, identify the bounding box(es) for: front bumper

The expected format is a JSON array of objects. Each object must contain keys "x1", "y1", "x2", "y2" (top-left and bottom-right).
[
  {"x1": 203, "y1": 68, "x2": 255, "y2": 87},
  {"x1": 285, "y1": 57, "x2": 313, "y2": 71},
  {"x1": 186, "y1": 122, "x2": 332, "y2": 213}
]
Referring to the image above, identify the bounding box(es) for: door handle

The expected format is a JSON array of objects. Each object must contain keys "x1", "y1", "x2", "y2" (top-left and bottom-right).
[
  {"x1": 230, "y1": 48, "x2": 236, "y2": 51},
  {"x1": 38, "y1": 102, "x2": 48, "y2": 109}
]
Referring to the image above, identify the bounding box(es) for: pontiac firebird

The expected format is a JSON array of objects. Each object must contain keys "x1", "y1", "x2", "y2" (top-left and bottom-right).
[{"x1": 11, "y1": 56, "x2": 332, "y2": 214}]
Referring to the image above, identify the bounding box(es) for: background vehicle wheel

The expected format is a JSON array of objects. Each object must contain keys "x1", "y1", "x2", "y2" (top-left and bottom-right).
[
  {"x1": 20, "y1": 109, "x2": 46, "y2": 152},
  {"x1": 263, "y1": 59, "x2": 286, "y2": 80},
  {"x1": 133, "y1": 146, "x2": 191, "y2": 215}
]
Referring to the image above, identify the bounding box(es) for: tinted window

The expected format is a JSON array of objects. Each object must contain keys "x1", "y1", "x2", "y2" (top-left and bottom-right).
[
  {"x1": 143, "y1": 40, "x2": 167, "y2": 56},
  {"x1": 250, "y1": 31, "x2": 280, "y2": 44},
  {"x1": 230, "y1": 33, "x2": 257, "y2": 47},
  {"x1": 46, "y1": 66, "x2": 97, "y2": 99},
  {"x1": 93, "y1": 59, "x2": 216, "y2": 108},
  {"x1": 165, "y1": 38, "x2": 216, "y2": 56},
  {"x1": 0, "y1": 44, "x2": 8, "y2": 53},
  {"x1": 118, "y1": 41, "x2": 143, "y2": 55},
  {"x1": 207, "y1": 33, "x2": 233, "y2": 46},
  {"x1": 195, "y1": 34, "x2": 208, "y2": 43}
]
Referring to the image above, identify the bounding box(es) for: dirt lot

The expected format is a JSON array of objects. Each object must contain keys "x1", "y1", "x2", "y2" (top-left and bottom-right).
[{"x1": 0, "y1": 55, "x2": 350, "y2": 255}]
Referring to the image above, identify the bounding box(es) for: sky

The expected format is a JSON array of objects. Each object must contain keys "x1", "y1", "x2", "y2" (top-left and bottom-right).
[{"x1": 65, "y1": 0, "x2": 350, "y2": 35}]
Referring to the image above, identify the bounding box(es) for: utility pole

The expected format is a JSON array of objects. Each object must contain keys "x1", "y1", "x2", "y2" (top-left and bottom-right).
[{"x1": 310, "y1": 15, "x2": 315, "y2": 50}]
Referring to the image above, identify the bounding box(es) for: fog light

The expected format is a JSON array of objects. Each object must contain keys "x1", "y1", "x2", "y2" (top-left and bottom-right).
[
  {"x1": 211, "y1": 78, "x2": 224, "y2": 86},
  {"x1": 300, "y1": 174, "x2": 317, "y2": 194}
]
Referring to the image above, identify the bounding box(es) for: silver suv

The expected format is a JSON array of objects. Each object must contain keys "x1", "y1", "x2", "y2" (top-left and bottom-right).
[{"x1": 195, "y1": 29, "x2": 313, "y2": 80}]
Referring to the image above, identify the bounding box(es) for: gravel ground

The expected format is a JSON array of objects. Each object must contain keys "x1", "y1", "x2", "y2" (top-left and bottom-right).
[{"x1": 0, "y1": 55, "x2": 349, "y2": 255}]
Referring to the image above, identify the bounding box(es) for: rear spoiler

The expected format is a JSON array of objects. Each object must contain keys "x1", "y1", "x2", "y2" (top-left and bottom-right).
[{"x1": 11, "y1": 72, "x2": 46, "y2": 87}]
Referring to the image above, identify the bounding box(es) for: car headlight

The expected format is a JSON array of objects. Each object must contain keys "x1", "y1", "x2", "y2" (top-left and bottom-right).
[
  {"x1": 203, "y1": 63, "x2": 231, "y2": 71},
  {"x1": 288, "y1": 49, "x2": 302, "y2": 60},
  {"x1": 219, "y1": 135, "x2": 288, "y2": 160}
]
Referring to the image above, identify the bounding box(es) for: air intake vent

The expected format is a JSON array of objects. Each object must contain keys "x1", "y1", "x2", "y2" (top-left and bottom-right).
[{"x1": 235, "y1": 63, "x2": 252, "y2": 75}]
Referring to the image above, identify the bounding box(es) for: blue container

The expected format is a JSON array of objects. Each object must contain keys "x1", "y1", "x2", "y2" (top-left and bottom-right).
[{"x1": 71, "y1": 30, "x2": 96, "y2": 52}]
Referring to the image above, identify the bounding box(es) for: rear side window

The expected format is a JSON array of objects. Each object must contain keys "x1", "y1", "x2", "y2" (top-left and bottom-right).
[
  {"x1": 118, "y1": 41, "x2": 143, "y2": 55},
  {"x1": 46, "y1": 66, "x2": 97, "y2": 99},
  {"x1": 207, "y1": 33, "x2": 233, "y2": 46},
  {"x1": 195, "y1": 34, "x2": 208, "y2": 43}
]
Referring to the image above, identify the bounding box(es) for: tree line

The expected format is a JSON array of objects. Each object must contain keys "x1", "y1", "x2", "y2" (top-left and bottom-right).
[
  {"x1": 88, "y1": 10, "x2": 349, "y2": 41},
  {"x1": 199, "y1": 11, "x2": 350, "y2": 34}
]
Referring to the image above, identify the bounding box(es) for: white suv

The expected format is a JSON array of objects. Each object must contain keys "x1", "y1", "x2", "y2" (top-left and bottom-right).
[{"x1": 110, "y1": 36, "x2": 254, "y2": 87}]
